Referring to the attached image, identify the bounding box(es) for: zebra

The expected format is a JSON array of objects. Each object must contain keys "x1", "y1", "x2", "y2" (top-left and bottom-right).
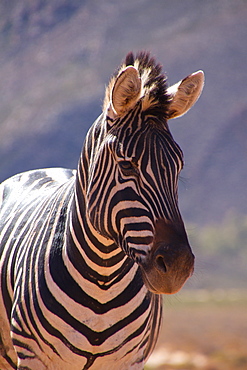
[{"x1": 0, "y1": 52, "x2": 204, "y2": 370}]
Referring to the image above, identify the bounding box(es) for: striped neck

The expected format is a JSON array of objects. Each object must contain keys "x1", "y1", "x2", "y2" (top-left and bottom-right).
[{"x1": 65, "y1": 118, "x2": 138, "y2": 285}]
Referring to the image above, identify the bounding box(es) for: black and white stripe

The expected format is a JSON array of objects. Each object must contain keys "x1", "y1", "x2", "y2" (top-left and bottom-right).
[{"x1": 0, "y1": 52, "x2": 203, "y2": 369}]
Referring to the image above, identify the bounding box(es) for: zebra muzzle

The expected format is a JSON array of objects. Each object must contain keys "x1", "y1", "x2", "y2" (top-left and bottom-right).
[{"x1": 139, "y1": 218, "x2": 195, "y2": 294}]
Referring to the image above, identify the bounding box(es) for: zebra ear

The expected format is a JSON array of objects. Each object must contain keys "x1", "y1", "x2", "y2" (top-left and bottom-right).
[
  {"x1": 111, "y1": 66, "x2": 142, "y2": 116},
  {"x1": 167, "y1": 70, "x2": 204, "y2": 119}
]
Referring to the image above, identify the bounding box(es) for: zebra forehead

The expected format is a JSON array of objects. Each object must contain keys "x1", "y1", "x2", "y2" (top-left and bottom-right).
[
  {"x1": 112, "y1": 124, "x2": 182, "y2": 165},
  {"x1": 104, "y1": 51, "x2": 171, "y2": 118}
]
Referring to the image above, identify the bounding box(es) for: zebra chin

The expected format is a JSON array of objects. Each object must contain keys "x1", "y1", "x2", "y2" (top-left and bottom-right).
[{"x1": 139, "y1": 218, "x2": 195, "y2": 295}]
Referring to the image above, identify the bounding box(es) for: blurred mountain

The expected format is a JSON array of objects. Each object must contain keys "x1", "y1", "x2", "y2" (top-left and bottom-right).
[{"x1": 0, "y1": 0, "x2": 246, "y2": 225}]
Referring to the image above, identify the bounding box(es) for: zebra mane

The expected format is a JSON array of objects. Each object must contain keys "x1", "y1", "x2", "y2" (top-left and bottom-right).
[{"x1": 104, "y1": 51, "x2": 171, "y2": 119}]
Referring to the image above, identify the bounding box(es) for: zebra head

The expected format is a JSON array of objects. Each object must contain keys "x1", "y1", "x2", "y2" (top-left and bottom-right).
[{"x1": 85, "y1": 52, "x2": 204, "y2": 295}]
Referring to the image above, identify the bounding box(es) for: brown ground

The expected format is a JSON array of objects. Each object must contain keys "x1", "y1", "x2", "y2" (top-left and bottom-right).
[{"x1": 145, "y1": 291, "x2": 247, "y2": 370}]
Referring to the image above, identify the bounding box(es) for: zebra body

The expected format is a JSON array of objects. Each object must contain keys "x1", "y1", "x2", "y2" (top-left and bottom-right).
[{"x1": 0, "y1": 52, "x2": 204, "y2": 369}]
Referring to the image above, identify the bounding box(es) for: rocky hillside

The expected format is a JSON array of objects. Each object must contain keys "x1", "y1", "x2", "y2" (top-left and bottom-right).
[{"x1": 0, "y1": 0, "x2": 246, "y2": 225}]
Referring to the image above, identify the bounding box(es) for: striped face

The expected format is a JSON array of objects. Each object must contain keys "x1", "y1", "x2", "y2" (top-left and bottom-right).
[
  {"x1": 86, "y1": 105, "x2": 194, "y2": 294},
  {"x1": 88, "y1": 104, "x2": 181, "y2": 240},
  {"x1": 85, "y1": 52, "x2": 204, "y2": 294}
]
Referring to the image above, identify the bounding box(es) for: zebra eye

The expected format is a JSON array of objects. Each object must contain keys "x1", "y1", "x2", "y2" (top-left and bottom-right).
[{"x1": 119, "y1": 161, "x2": 133, "y2": 171}]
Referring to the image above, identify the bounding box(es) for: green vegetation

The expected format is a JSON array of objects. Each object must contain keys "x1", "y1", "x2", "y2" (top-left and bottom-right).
[
  {"x1": 186, "y1": 212, "x2": 247, "y2": 290},
  {"x1": 192, "y1": 212, "x2": 247, "y2": 257}
]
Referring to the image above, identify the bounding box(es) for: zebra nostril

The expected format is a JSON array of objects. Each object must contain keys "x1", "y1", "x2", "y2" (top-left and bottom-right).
[{"x1": 155, "y1": 255, "x2": 167, "y2": 273}]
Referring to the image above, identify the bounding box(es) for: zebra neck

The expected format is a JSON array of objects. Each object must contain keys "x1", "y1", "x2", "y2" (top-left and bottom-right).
[{"x1": 65, "y1": 173, "x2": 135, "y2": 288}]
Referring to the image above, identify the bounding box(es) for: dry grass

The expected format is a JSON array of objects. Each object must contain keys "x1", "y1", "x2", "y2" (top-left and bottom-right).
[{"x1": 146, "y1": 290, "x2": 247, "y2": 370}]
